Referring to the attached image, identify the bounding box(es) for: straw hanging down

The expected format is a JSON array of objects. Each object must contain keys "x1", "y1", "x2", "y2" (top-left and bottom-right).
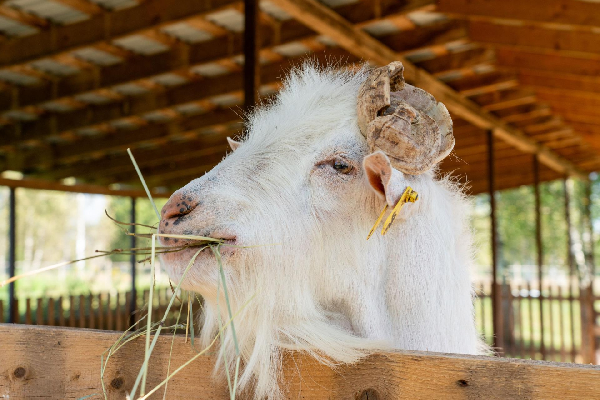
[{"x1": 127, "y1": 148, "x2": 160, "y2": 220}]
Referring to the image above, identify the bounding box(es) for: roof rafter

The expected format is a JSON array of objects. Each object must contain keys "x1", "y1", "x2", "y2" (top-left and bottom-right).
[
  {"x1": 269, "y1": 0, "x2": 587, "y2": 179},
  {"x1": 437, "y1": 0, "x2": 600, "y2": 28},
  {"x1": 0, "y1": 0, "x2": 240, "y2": 67},
  {"x1": 0, "y1": 0, "x2": 424, "y2": 110}
]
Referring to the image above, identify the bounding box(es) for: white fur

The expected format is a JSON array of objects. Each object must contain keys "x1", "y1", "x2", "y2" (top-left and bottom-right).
[{"x1": 159, "y1": 62, "x2": 485, "y2": 399}]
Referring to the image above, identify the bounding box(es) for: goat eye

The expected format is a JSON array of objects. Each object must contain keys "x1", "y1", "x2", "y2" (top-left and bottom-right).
[{"x1": 332, "y1": 160, "x2": 353, "y2": 174}]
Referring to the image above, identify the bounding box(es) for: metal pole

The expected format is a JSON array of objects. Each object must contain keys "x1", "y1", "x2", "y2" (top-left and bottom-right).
[
  {"x1": 563, "y1": 178, "x2": 577, "y2": 362},
  {"x1": 533, "y1": 155, "x2": 546, "y2": 359},
  {"x1": 488, "y1": 130, "x2": 503, "y2": 354},
  {"x1": 7, "y1": 187, "x2": 16, "y2": 323},
  {"x1": 129, "y1": 197, "x2": 137, "y2": 327},
  {"x1": 244, "y1": 0, "x2": 259, "y2": 109}
]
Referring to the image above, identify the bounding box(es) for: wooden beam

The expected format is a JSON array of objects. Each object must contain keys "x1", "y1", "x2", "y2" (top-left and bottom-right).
[
  {"x1": 438, "y1": 0, "x2": 600, "y2": 28},
  {"x1": 0, "y1": 178, "x2": 170, "y2": 197},
  {"x1": 269, "y1": 0, "x2": 588, "y2": 179},
  {"x1": 51, "y1": 108, "x2": 241, "y2": 163},
  {"x1": 5, "y1": 21, "x2": 470, "y2": 145},
  {"x1": 0, "y1": 0, "x2": 428, "y2": 111},
  {"x1": 496, "y1": 46, "x2": 600, "y2": 76},
  {"x1": 517, "y1": 69, "x2": 600, "y2": 93},
  {"x1": 244, "y1": 0, "x2": 260, "y2": 108},
  {"x1": 468, "y1": 20, "x2": 600, "y2": 55},
  {"x1": 2, "y1": 324, "x2": 600, "y2": 399},
  {"x1": 0, "y1": 0, "x2": 239, "y2": 68},
  {"x1": 42, "y1": 139, "x2": 231, "y2": 180},
  {"x1": 1, "y1": 49, "x2": 354, "y2": 146}
]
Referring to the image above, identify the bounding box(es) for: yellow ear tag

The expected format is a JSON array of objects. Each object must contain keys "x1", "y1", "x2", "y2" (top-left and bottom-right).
[
  {"x1": 381, "y1": 186, "x2": 418, "y2": 236},
  {"x1": 367, "y1": 204, "x2": 388, "y2": 240},
  {"x1": 367, "y1": 186, "x2": 419, "y2": 240}
]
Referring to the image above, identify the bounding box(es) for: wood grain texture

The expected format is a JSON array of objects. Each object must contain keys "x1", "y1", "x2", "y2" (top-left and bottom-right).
[
  {"x1": 2, "y1": 324, "x2": 600, "y2": 399},
  {"x1": 269, "y1": 0, "x2": 588, "y2": 180},
  {"x1": 438, "y1": 0, "x2": 600, "y2": 28}
]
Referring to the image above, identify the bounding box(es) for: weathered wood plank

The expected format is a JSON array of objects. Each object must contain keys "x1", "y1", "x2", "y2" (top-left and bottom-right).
[
  {"x1": 496, "y1": 46, "x2": 600, "y2": 76},
  {"x1": 438, "y1": 0, "x2": 600, "y2": 28},
  {"x1": 2, "y1": 324, "x2": 600, "y2": 399},
  {"x1": 468, "y1": 20, "x2": 600, "y2": 55},
  {"x1": 0, "y1": 0, "x2": 239, "y2": 68},
  {"x1": 268, "y1": 0, "x2": 588, "y2": 180}
]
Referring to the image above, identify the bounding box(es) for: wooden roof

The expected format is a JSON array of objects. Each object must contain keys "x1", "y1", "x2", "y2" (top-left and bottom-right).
[{"x1": 0, "y1": 0, "x2": 599, "y2": 195}]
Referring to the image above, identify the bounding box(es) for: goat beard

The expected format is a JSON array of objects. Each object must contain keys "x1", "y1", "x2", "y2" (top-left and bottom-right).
[{"x1": 192, "y1": 212, "x2": 388, "y2": 400}]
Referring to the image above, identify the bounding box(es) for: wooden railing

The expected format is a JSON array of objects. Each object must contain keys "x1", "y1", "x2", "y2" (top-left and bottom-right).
[
  {"x1": 3, "y1": 282, "x2": 598, "y2": 363},
  {"x1": 1, "y1": 324, "x2": 600, "y2": 399}
]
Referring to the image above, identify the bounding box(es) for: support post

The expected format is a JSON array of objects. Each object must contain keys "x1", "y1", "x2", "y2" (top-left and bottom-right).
[
  {"x1": 581, "y1": 181, "x2": 597, "y2": 364},
  {"x1": 564, "y1": 179, "x2": 578, "y2": 362},
  {"x1": 7, "y1": 188, "x2": 16, "y2": 323},
  {"x1": 488, "y1": 130, "x2": 503, "y2": 354},
  {"x1": 533, "y1": 155, "x2": 546, "y2": 359},
  {"x1": 129, "y1": 197, "x2": 137, "y2": 327},
  {"x1": 244, "y1": 0, "x2": 259, "y2": 109}
]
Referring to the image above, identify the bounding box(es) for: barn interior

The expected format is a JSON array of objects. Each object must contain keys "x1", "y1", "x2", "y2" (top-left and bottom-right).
[{"x1": 0, "y1": 0, "x2": 598, "y2": 362}]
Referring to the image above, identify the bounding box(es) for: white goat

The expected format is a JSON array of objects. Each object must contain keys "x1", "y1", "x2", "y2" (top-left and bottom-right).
[{"x1": 159, "y1": 61, "x2": 485, "y2": 399}]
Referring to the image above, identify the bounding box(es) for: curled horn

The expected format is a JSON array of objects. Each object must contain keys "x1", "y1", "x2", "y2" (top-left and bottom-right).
[{"x1": 357, "y1": 62, "x2": 455, "y2": 175}]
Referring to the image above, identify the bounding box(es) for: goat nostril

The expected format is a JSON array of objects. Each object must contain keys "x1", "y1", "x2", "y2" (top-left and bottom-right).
[{"x1": 162, "y1": 194, "x2": 199, "y2": 220}]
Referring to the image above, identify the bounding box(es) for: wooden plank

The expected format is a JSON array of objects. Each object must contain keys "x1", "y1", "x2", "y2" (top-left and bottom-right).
[
  {"x1": 468, "y1": 20, "x2": 600, "y2": 55},
  {"x1": 0, "y1": 177, "x2": 170, "y2": 198},
  {"x1": 268, "y1": 0, "x2": 588, "y2": 180},
  {"x1": 0, "y1": 0, "x2": 425, "y2": 111},
  {"x1": 496, "y1": 46, "x2": 600, "y2": 76},
  {"x1": 517, "y1": 69, "x2": 600, "y2": 93},
  {"x1": 1, "y1": 49, "x2": 353, "y2": 147},
  {"x1": 244, "y1": 0, "x2": 260, "y2": 108},
  {"x1": 45, "y1": 140, "x2": 230, "y2": 181},
  {"x1": 0, "y1": 0, "x2": 239, "y2": 68},
  {"x1": 2, "y1": 324, "x2": 600, "y2": 399},
  {"x1": 48, "y1": 108, "x2": 240, "y2": 163},
  {"x1": 438, "y1": 0, "x2": 600, "y2": 28}
]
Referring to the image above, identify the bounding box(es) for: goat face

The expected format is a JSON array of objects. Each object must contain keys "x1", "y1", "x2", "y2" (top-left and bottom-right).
[
  {"x1": 158, "y1": 68, "x2": 378, "y2": 300},
  {"x1": 158, "y1": 63, "x2": 453, "y2": 300}
]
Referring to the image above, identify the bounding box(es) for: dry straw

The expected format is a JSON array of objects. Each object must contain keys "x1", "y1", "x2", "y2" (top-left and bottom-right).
[{"x1": 7, "y1": 148, "x2": 250, "y2": 400}]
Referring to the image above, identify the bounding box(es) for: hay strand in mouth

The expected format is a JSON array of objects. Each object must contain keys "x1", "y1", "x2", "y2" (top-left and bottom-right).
[
  {"x1": 137, "y1": 293, "x2": 256, "y2": 400},
  {"x1": 127, "y1": 148, "x2": 160, "y2": 220},
  {"x1": 105, "y1": 210, "x2": 157, "y2": 230},
  {"x1": 0, "y1": 254, "x2": 108, "y2": 287},
  {"x1": 128, "y1": 246, "x2": 206, "y2": 399}
]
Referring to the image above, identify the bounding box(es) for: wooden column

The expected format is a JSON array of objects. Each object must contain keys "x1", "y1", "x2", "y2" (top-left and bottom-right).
[
  {"x1": 581, "y1": 181, "x2": 597, "y2": 364},
  {"x1": 129, "y1": 197, "x2": 137, "y2": 327},
  {"x1": 563, "y1": 179, "x2": 578, "y2": 362},
  {"x1": 488, "y1": 130, "x2": 503, "y2": 353},
  {"x1": 533, "y1": 155, "x2": 546, "y2": 359},
  {"x1": 7, "y1": 188, "x2": 16, "y2": 323},
  {"x1": 244, "y1": 0, "x2": 259, "y2": 109}
]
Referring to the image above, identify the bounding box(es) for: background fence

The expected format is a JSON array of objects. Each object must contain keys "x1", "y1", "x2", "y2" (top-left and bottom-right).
[
  {"x1": 3, "y1": 282, "x2": 599, "y2": 362},
  {"x1": 0, "y1": 287, "x2": 192, "y2": 332}
]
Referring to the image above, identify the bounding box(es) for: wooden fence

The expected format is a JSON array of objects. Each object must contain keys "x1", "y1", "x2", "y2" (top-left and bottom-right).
[
  {"x1": 474, "y1": 282, "x2": 599, "y2": 363},
  {"x1": 2, "y1": 282, "x2": 598, "y2": 363},
  {"x1": 0, "y1": 287, "x2": 189, "y2": 332},
  {"x1": 2, "y1": 324, "x2": 600, "y2": 399}
]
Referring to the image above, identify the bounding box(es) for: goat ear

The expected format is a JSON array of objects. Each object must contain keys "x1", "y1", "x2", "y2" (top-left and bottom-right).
[
  {"x1": 227, "y1": 137, "x2": 241, "y2": 151},
  {"x1": 363, "y1": 151, "x2": 410, "y2": 207}
]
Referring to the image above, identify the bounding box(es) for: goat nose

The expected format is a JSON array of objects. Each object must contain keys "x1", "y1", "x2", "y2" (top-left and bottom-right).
[{"x1": 161, "y1": 191, "x2": 199, "y2": 221}]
